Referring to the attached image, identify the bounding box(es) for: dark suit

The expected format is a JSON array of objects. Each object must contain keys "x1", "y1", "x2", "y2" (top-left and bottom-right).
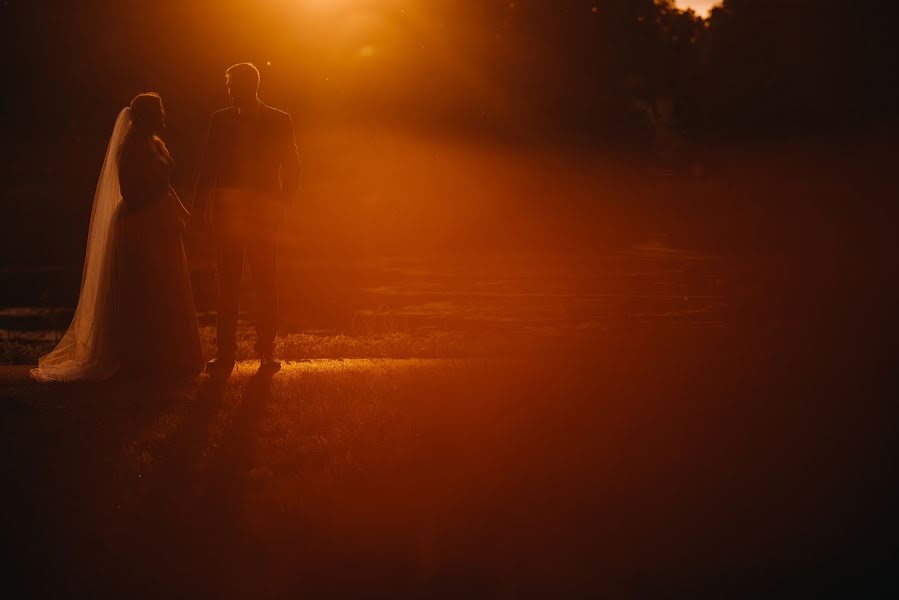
[{"x1": 194, "y1": 101, "x2": 300, "y2": 358}]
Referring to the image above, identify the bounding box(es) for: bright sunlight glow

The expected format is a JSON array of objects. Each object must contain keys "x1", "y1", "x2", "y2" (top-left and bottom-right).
[{"x1": 673, "y1": 0, "x2": 722, "y2": 17}]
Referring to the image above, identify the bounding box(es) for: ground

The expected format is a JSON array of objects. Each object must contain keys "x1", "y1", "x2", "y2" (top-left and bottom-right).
[
  {"x1": 2, "y1": 136, "x2": 897, "y2": 596},
  {"x1": 1, "y1": 303, "x2": 894, "y2": 596}
]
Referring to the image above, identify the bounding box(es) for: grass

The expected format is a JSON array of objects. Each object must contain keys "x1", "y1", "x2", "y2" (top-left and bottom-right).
[
  {"x1": 2, "y1": 142, "x2": 897, "y2": 593},
  {"x1": 3, "y1": 327, "x2": 513, "y2": 367},
  {"x1": 3, "y1": 357, "x2": 550, "y2": 595},
  {"x1": 1, "y1": 303, "x2": 894, "y2": 596},
  {"x1": 0, "y1": 338, "x2": 38, "y2": 364},
  {"x1": 242, "y1": 329, "x2": 509, "y2": 360}
]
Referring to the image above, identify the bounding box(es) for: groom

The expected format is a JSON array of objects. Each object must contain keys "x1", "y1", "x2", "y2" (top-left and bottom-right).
[{"x1": 193, "y1": 62, "x2": 301, "y2": 373}]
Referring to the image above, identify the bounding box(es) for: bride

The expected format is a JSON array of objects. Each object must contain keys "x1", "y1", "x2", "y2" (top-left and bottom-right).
[{"x1": 32, "y1": 93, "x2": 204, "y2": 381}]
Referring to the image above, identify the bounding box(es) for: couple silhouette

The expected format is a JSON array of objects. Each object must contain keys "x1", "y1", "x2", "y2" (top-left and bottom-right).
[{"x1": 31, "y1": 62, "x2": 301, "y2": 382}]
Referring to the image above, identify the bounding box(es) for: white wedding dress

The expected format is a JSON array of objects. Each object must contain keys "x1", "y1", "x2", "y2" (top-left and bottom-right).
[{"x1": 32, "y1": 108, "x2": 203, "y2": 382}]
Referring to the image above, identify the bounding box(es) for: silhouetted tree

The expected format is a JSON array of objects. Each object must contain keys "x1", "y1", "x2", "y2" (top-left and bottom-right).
[{"x1": 697, "y1": 0, "x2": 899, "y2": 136}]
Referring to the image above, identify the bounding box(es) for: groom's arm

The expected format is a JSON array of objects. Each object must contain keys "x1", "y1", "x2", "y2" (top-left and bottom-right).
[
  {"x1": 192, "y1": 113, "x2": 218, "y2": 224},
  {"x1": 279, "y1": 113, "x2": 301, "y2": 205}
]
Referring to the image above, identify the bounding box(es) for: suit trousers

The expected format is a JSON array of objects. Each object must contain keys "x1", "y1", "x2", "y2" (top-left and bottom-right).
[{"x1": 214, "y1": 226, "x2": 278, "y2": 358}]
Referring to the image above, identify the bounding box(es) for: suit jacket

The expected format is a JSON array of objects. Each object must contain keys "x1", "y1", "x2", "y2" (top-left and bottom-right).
[{"x1": 194, "y1": 102, "x2": 301, "y2": 225}]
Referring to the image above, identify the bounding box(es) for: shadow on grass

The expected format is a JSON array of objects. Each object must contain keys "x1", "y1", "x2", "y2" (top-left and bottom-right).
[{"x1": 1, "y1": 333, "x2": 894, "y2": 597}]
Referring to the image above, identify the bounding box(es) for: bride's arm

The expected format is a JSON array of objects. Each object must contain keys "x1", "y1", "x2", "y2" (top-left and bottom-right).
[{"x1": 170, "y1": 185, "x2": 191, "y2": 218}]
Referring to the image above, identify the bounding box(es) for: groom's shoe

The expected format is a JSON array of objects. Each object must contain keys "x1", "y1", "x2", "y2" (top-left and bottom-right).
[
  {"x1": 205, "y1": 356, "x2": 235, "y2": 374},
  {"x1": 259, "y1": 353, "x2": 281, "y2": 373}
]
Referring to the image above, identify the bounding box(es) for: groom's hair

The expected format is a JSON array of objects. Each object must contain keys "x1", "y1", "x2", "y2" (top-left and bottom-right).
[{"x1": 225, "y1": 62, "x2": 260, "y2": 91}]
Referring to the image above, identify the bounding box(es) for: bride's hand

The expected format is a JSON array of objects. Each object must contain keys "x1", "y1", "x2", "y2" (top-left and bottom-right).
[{"x1": 178, "y1": 211, "x2": 190, "y2": 234}]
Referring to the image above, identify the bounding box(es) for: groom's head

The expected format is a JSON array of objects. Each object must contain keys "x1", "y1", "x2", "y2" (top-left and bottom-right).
[{"x1": 225, "y1": 62, "x2": 260, "y2": 108}]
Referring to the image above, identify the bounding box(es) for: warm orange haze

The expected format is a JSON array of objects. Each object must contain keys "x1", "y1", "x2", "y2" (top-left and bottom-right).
[{"x1": 1, "y1": 0, "x2": 896, "y2": 597}]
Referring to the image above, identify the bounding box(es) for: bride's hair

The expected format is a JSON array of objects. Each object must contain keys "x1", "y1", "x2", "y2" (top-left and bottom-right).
[{"x1": 125, "y1": 92, "x2": 172, "y2": 163}]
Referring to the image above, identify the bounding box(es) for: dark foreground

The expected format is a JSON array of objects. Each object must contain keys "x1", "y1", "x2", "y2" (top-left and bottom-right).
[{"x1": 2, "y1": 285, "x2": 895, "y2": 598}]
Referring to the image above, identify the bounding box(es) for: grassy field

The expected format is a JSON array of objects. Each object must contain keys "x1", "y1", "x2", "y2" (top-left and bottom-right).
[
  {"x1": 1, "y1": 297, "x2": 895, "y2": 597},
  {"x1": 2, "y1": 134, "x2": 897, "y2": 595},
  {"x1": 1, "y1": 329, "x2": 504, "y2": 365}
]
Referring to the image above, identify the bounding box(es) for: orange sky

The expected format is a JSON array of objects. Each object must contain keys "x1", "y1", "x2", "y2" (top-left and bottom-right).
[{"x1": 674, "y1": 0, "x2": 721, "y2": 17}]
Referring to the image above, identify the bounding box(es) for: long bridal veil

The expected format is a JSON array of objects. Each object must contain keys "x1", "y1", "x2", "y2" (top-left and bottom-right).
[{"x1": 31, "y1": 108, "x2": 132, "y2": 382}]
